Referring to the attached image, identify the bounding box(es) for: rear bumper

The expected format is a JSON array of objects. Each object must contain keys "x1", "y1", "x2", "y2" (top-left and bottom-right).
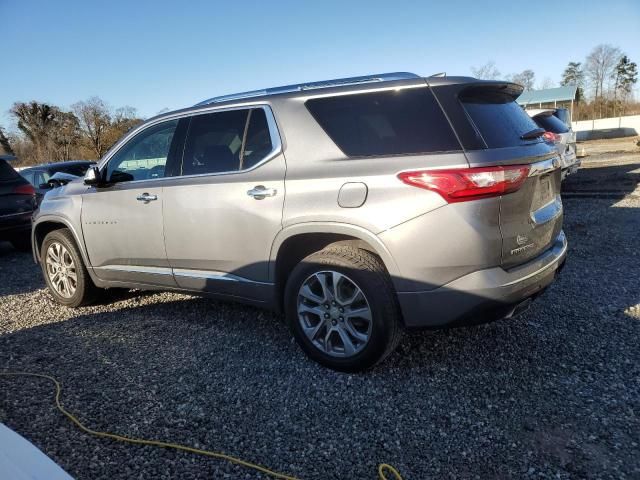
[{"x1": 397, "y1": 231, "x2": 567, "y2": 328}]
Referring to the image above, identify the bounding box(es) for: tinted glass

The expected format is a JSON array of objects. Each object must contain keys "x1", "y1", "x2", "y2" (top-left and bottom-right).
[
  {"x1": 241, "y1": 109, "x2": 273, "y2": 169},
  {"x1": 306, "y1": 88, "x2": 461, "y2": 156},
  {"x1": 0, "y1": 160, "x2": 21, "y2": 181},
  {"x1": 107, "y1": 120, "x2": 178, "y2": 183},
  {"x1": 533, "y1": 114, "x2": 569, "y2": 134},
  {"x1": 461, "y1": 90, "x2": 541, "y2": 148},
  {"x1": 182, "y1": 110, "x2": 248, "y2": 176},
  {"x1": 20, "y1": 170, "x2": 35, "y2": 185}
]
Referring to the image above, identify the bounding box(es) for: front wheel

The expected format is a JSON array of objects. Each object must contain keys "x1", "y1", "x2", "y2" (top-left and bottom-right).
[
  {"x1": 285, "y1": 246, "x2": 402, "y2": 372},
  {"x1": 40, "y1": 228, "x2": 100, "y2": 307}
]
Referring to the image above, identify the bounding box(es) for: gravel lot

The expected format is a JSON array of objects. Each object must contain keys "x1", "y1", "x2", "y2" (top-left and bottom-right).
[{"x1": 1, "y1": 150, "x2": 639, "y2": 479}]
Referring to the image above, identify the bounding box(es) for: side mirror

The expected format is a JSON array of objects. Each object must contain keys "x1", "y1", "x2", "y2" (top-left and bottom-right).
[
  {"x1": 84, "y1": 166, "x2": 101, "y2": 186},
  {"x1": 39, "y1": 183, "x2": 53, "y2": 190}
]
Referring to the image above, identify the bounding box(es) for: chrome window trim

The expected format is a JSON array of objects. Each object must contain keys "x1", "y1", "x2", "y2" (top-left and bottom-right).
[
  {"x1": 172, "y1": 268, "x2": 273, "y2": 285},
  {"x1": 97, "y1": 104, "x2": 283, "y2": 184}
]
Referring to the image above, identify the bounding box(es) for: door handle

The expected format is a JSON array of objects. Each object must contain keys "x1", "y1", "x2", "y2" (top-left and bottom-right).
[
  {"x1": 247, "y1": 185, "x2": 277, "y2": 200},
  {"x1": 136, "y1": 192, "x2": 158, "y2": 202}
]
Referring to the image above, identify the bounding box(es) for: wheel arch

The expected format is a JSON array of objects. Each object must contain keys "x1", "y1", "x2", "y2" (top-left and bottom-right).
[
  {"x1": 32, "y1": 216, "x2": 91, "y2": 270},
  {"x1": 269, "y1": 223, "x2": 400, "y2": 311}
]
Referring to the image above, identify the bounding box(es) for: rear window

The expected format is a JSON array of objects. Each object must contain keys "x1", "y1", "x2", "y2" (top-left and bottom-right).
[
  {"x1": 305, "y1": 88, "x2": 461, "y2": 156},
  {"x1": 532, "y1": 113, "x2": 569, "y2": 134},
  {"x1": 461, "y1": 89, "x2": 541, "y2": 148},
  {"x1": 0, "y1": 160, "x2": 21, "y2": 181}
]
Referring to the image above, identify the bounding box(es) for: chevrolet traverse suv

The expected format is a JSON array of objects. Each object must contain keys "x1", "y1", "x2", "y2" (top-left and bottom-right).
[{"x1": 33, "y1": 73, "x2": 566, "y2": 371}]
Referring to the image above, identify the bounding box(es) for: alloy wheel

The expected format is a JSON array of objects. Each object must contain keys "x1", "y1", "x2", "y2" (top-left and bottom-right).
[
  {"x1": 297, "y1": 270, "x2": 373, "y2": 358},
  {"x1": 45, "y1": 242, "x2": 77, "y2": 298}
]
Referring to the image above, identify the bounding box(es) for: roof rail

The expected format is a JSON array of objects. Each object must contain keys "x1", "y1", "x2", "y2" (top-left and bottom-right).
[{"x1": 195, "y1": 72, "x2": 421, "y2": 106}]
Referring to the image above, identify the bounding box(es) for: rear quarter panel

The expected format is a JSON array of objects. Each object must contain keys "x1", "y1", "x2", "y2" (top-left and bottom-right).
[{"x1": 272, "y1": 97, "x2": 467, "y2": 234}]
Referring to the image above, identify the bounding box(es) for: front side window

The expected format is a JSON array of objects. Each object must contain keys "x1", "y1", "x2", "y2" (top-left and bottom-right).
[
  {"x1": 106, "y1": 120, "x2": 178, "y2": 183},
  {"x1": 180, "y1": 107, "x2": 274, "y2": 176}
]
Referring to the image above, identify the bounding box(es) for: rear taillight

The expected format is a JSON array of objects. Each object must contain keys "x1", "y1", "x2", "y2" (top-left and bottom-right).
[
  {"x1": 13, "y1": 184, "x2": 36, "y2": 196},
  {"x1": 542, "y1": 131, "x2": 561, "y2": 144},
  {"x1": 398, "y1": 165, "x2": 530, "y2": 203}
]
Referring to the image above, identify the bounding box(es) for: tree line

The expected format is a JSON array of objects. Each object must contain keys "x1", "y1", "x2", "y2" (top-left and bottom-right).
[
  {"x1": 0, "y1": 97, "x2": 143, "y2": 166},
  {"x1": 472, "y1": 43, "x2": 638, "y2": 121},
  {"x1": 2, "y1": 42, "x2": 638, "y2": 166}
]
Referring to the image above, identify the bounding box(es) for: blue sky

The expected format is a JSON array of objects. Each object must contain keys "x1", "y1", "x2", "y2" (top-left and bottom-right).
[{"x1": 2, "y1": 0, "x2": 639, "y2": 127}]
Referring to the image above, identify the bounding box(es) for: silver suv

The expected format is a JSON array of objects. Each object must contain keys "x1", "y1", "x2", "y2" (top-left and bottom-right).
[{"x1": 33, "y1": 72, "x2": 567, "y2": 371}]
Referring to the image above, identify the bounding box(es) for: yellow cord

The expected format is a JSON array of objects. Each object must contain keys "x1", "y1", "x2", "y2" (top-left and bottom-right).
[{"x1": 0, "y1": 372, "x2": 403, "y2": 480}]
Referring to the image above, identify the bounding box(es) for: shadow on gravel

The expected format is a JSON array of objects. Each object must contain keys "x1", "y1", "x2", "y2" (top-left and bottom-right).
[
  {"x1": 562, "y1": 159, "x2": 640, "y2": 201},
  {"x1": 1, "y1": 159, "x2": 640, "y2": 479},
  {"x1": 2, "y1": 236, "x2": 640, "y2": 480},
  {"x1": 0, "y1": 241, "x2": 44, "y2": 296}
]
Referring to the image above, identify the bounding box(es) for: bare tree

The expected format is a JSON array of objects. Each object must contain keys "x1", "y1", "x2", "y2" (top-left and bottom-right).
[
  {"x1": 10, "y1": 101, "x2": 60, "y2": 162},
  {"x1": 0, "y1": 126, "x2": 14, "y2": 156},
  {"x1": 585, "y1": 44, "x2": 622, "y2": 101},
  {"x1": 105, "y1": 106, "x2": 144, "y2": 149},
  {"x1": 510, "y1": 70, "x2": 535, "y2": 90},
  {"x1": 538, "y1": 77, "x2": 556, "y2": 90},
  {"x1": 51, "y1": 111, "x2": 81, "y2": 161},
  {"x1": 472, "y1": 61, "x2": 501, "y2": 80},
  {"x1": 73, "y1": 97, "x2": 112, "y2": 158}
]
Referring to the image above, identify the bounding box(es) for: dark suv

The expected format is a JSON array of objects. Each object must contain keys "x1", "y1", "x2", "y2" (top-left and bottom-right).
[
  {"x1": 0, "y1": 156, "x2": 36, "y2": 251},
  {"x1": 19, "y1": 160, "x2": 96, "y2": 201}
]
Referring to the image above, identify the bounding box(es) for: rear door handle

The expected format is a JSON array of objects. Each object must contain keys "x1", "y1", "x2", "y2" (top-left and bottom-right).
[
  {"x1": 247, "y1": 185, "x2": 277, "y2": 200},
  {"x1": 136, "y1": 192, "x2": 158, "y2": 202}
]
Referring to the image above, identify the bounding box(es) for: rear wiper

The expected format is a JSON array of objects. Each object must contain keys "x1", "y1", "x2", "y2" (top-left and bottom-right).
[{"x1": 520, "y1": 128, "x2": 545, "y2": 140}]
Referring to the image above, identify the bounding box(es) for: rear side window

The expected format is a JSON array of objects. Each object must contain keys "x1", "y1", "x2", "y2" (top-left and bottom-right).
[
  {"x1": 305, "y1": 88, "x2": 461, "y2": 156},
  {"x1": 0, "y1": 160, "x2": 21, "y2": 181},
  {"x1": 181, "y1": 108, "x2": 274, "y2": 175},
  {"x1": 241, "y1": 109, "x2": 273, "y2": 169},
  {"x1": 461, "y1": 89, "x2": 541, "y2": 148},
  {"x1": 532, "y1": 114, "x2": 569, "y2": 134}
]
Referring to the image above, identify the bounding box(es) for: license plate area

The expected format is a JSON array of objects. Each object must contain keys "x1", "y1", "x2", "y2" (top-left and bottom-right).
[{"x1": 532, "y1": 174, "x2": 554, "y2": 211}]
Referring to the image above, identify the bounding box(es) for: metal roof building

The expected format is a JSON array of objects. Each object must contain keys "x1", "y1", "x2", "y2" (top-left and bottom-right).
[{"x1": 517, "y1": 85, "x2": 578, "y2": 120}]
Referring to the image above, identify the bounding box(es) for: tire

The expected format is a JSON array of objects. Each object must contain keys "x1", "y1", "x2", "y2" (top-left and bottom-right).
[
  {"x1": 40, "y1": 228, "x2": 100, "y2": 307},
  {"x1": 10, "y1": 233, "x2": 32, "y2": 253},
  {"x1": 285, "y1": 245, "x2": 403, "y2": 372}
]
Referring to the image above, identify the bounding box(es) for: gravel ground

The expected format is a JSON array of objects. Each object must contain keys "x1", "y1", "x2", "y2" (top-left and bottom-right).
[{"x1": 1, "y1": 156, "x2": 639, "y2": 479}]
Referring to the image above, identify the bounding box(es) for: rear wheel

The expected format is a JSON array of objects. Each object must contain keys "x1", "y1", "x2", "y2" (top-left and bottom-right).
[
  {"x1": 285, "y1": 246, "x2": 402, "y2": 372},
  {"x1": 40, "y1": 228, "x2": 100, "y2": 307}
]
